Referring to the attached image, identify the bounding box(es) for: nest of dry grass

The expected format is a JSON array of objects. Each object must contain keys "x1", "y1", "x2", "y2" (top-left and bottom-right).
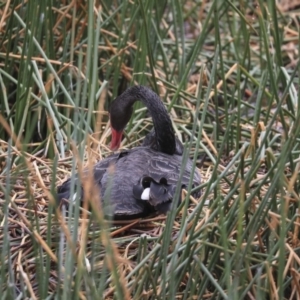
[{"x1": 0, "y1": 135, "x2": 211, "y2": 298}]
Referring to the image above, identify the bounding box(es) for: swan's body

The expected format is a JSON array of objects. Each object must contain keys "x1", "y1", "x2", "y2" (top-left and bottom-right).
[
  {"x1": 57, "y1": 86, "x2": 201, "y2": 218},
  {"x1": 57, "y1": 146, "x2": 201, "y2": 217}
]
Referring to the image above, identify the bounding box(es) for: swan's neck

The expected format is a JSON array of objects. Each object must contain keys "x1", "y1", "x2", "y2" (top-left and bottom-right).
[{"x1": 110, "y1": 86, "x2": 176, "y2": 155}]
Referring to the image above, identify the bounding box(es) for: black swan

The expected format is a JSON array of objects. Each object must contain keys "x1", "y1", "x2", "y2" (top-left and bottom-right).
[{"x1": 57, "y1": 86, "x2": 201, "y2": 217}]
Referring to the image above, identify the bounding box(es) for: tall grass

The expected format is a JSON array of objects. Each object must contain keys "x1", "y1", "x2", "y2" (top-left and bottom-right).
[{"x1": 0, "y1": 0, "x2": 300, "y2": 299}]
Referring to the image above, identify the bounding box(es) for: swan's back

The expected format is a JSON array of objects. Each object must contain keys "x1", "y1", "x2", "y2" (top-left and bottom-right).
[{"x1": 57, "y1": 146, "x2": 201, "y2": 217}]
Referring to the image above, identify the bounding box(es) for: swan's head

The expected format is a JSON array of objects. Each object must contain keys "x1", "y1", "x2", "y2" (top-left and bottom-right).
[{"x1": 109, "y1": 96, "x2": 133, "y2": 151}]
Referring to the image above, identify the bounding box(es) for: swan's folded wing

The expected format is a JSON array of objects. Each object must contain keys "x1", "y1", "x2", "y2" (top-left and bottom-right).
[
  {"x1": 131, "y1": 150, "x2": 201, "y2": 212},
  {"x1": 146, "y1": 154, "x2": 201, "y2": 193}
]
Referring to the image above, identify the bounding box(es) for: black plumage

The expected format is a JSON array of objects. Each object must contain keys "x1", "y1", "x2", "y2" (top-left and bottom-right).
[{"x1": 57, "y1": 86, "x2": 201, "y2": 218}]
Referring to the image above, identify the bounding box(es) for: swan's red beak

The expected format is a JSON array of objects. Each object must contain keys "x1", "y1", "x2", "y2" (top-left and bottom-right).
[{"x1": 110, "y1": 127, "x2": 123, "y2": 151}]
